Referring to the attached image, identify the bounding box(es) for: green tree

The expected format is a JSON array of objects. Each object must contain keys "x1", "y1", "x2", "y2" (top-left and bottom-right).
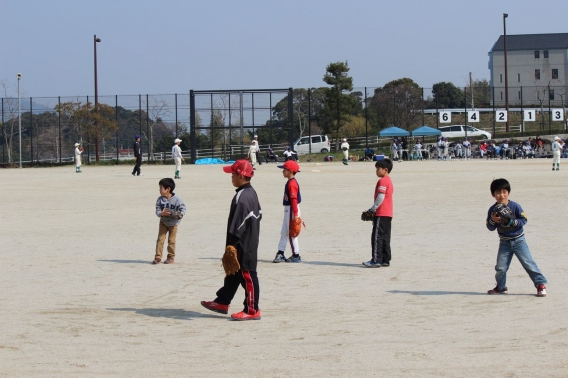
[
  {"x1": 272, "y1": 88, "x2": 327, "y2": 138},
  {"x1": 320, "y1": 62, "x2": 362, "y2": 141},
  {"x1": 432, "y1": 82, "x2": 465, "y2": 109},
  {"x1": 369, "y1": 78, "x2": 423, "y2": 130}
]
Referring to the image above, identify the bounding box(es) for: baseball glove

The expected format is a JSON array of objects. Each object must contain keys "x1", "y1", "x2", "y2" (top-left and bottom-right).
[
  {"x1": 222, "y1": 245, "x2": 240, "y2": 276},
  {"x1": 289, "y1": 217, "x2": 305, "y2": 238},
  {"x1": 493, "y1": 203, "x2": 515, "y2": 227},
  {"x1": 361, "y1": 210, "x2": 374, "y2": 221}
]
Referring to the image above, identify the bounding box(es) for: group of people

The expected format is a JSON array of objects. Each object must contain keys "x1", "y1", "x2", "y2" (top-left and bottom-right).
[
  {"x1": 153, "y1": 158, "x2": 304, "y2": 321},
  {"x1": 247, "y1": 135, "x2": 298, "y2": 168}
]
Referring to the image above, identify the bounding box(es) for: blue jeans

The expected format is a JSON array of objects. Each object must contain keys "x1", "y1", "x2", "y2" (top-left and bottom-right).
[{"x1": 494, "y1": 235, "x2": 547, "y2": 290}]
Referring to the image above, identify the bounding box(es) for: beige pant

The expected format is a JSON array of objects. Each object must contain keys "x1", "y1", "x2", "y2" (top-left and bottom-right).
[
  {"x1": 155, "y1": 221, "x2": 178, "y2": 260},
  {"x1": 174, "y1": 156, "x2": 182, "y2": 172}
]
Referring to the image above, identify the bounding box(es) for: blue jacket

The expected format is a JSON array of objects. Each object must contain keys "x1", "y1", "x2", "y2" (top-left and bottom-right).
[{"x1": 486, "y1": 200, "x2": 527, "y2": 240}]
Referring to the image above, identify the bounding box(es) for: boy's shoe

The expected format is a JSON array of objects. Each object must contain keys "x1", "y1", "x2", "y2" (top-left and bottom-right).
[
  {"x1": 200, "y1": 301, "x2": 229, "y2": 314},
  {"x1": 285, "y1": 254, "x2": 301, "y2": 263},
  {"x1": 231, "y1": 310, "x2": 261, "y2": 321},
  {"x1": 163, "y1": 258, "x2": 175, "y2": 264},
  {"x1": 487, "y1": 286, "x2": 508, "y2": 295},
  {"x1": 272, "y1": 253, "x2": 286, "y2": 263},
  {"x1": 362, "y1": 260, "x2": 381, "y2": 268},
  {"x1": 537, "y1": 284, "x2": 547, "y2": 297},
  {"x1": 174, "y1": 176, "x2": 181, "y2": 179},
  {"x1": 381, "y1": 262, "x2": 390, "y2": 267},
  {"x1": 152, "y1": 258, "x2": 161, "y2": 264}
]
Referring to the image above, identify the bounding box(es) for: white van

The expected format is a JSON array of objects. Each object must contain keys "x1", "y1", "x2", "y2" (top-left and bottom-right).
[
  {"x1": 293, "y1": 135, "x2": 330, "y2": 155},
  {"x1": 439, "y1": 125, "x2": 492, "y2": 140}
]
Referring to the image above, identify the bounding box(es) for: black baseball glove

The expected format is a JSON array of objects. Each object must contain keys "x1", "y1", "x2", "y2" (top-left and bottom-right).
[
  {"x1": 493, "y1": 203, "x2": 514, "y2": 227},
  {"x1": 361, "y1": 210, "x2": 374, "y2": 221}
]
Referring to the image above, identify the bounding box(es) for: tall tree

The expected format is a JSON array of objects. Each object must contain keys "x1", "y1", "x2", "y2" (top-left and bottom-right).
[
  {"x1": 320, "y1": 62, "x2": 362, "y2": 140},
  {"x1": 432, "y1": 82, "x2": 465, "y2": 109},
  {"x1": 369, "y1": 78, "x2": 423, "y2": 130}
]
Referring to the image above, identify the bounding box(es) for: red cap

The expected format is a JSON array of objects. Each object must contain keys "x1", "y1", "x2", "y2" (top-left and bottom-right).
[
  {"x1": 278, "y1": 160, "x2": 300, "y2": 173},
  {"x1": 223, "y1": 159, "x2": 254, "y2": 177}
]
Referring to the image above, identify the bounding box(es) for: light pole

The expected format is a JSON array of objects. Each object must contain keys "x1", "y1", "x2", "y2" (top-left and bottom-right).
[
  {"x1": 17, "y1": 73, "x2": 22, "y2": 168},
  {"x1": 94, "y1": 35, "x2": 101, "y2": 162},
  {"x1": 503, "y1": 13, "x2": 509, "y2": 133}
]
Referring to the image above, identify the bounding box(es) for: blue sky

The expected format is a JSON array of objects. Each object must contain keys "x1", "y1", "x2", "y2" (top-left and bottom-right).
[{"x1": 2, "y1": 0, "x2": 568, "y2": 98}]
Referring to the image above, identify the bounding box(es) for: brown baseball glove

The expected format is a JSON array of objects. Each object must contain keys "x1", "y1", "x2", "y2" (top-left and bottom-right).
[
  {"x1": 289, "y1": 217, "x2": 305, "y2": 238},
  {"x1": 222, "y1": 245, "x2": 240, "y2": 276}
]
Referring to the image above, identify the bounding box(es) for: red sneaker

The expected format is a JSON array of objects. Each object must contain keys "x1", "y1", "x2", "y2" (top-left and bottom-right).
[
  {"x1": 487, "y1": 286, "x2": 508, "y2": 295},
  {"x1": 152, "y1": 258, "x2": 161, "y2": 264},
  {"x1": 163, "y1": 258, "x2": 175, "y2": 264},
  {"x1": 231, "y1": 310, "x2": 261, "y2": 321},
  {"x1": 200, "y1": 301, "x2": 229, "y2": 314},
  {"x1": 537, "y1": 284, "x2": 547, "y2": 297}
]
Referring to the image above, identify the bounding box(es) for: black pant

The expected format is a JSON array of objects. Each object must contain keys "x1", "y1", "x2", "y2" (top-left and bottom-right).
[
  {"x1": 371, "y1": 216, "x2": 392, "y2": 263},
  {"x1": 215, "y1": 270, "x2": 259, "y2": 314},
  {"x1": 132, "y1": 157, "x2": 142, "y2": 175}
]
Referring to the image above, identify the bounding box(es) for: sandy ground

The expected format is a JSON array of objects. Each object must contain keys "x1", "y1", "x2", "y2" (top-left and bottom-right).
[{"x1": 1, "y1": 158, "x2": 568, "y2": 377}]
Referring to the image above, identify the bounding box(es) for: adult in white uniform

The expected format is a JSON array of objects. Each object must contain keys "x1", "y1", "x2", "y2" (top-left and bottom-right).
[
  {"x1": 74, "y1": 142, "x2": 83, "y2": 173},
  {"x1": 551, "y1": 136, "x2": 562, "y2": 171},
  {"x1": 172, "y1": 138, "x2": 185, "y2": 179},
  {"x1": 254, "y1": 135, "x2": 261, "y2": 165},
  {"x1": 248, "y1": 140, "x2": 258, "y2": 169},
  {"x1": 340, "y1": 138, "x2": 350, "y2": 165}
]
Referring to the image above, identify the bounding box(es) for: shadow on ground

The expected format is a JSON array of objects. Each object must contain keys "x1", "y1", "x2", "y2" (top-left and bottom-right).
[
  {"x1": 107, "y1": 307, "x2": 224, "y2": 320},
  {"x1": 387, "y1": 290, "x2": 533, "y2": 296},
  {"x1": 98, "y1": 259, "x2": 150, "y2": 264}
]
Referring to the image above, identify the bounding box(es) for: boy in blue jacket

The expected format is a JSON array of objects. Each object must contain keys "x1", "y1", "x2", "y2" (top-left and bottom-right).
[{"x1": 486, "y1": 178, "x2": 547, "y2": 297}]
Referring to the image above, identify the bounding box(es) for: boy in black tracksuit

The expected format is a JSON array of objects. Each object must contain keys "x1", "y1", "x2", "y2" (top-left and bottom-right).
[
  {"x1": 132, "y1": 135, "x2": 142, "y2": 176},
  {"x1": 201, "y1": 159, "x2": 262, "y2": 321}
]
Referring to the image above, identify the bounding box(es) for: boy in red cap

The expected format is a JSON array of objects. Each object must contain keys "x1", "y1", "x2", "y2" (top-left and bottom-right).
[
  {"x1": 273, "y1": 160, "x2": 303, "y2": 263},
  {"x1": 201, "y1": 159, "x2": 263, "y2": 320}
]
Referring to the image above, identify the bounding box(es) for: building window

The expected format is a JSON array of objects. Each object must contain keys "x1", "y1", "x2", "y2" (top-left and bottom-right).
[
  {"x1": 518, "y1": 91, "x2": 521, "y2": 100},
  {"x1": 535, "y1": 69, "x2": 541, "y2": 80},
  {"x1": 552, "y1": 69, "x2": 558, "y2": 80},
  {"x1": 517, "y1": 73, "x2": 521, "y2": 82},
  {"x1": 549, "y1": 90, "x2": 555, "y2": 100},
  {"x1": 499, "y1": 74, "x2": 503, "y2": 83},
  {"x1": 534, "y1": 51, "x2": 540, "y2": 58},
  {"x1": 500, "y1": 92, "x2": 503, "y2": 100},
  {"x1": 544, "y1": 50, "x2": 549, "y2": 58}
]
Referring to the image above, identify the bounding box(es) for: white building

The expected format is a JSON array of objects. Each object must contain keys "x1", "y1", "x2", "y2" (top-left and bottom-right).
[{"x1": 488, "y1": 33, "x2": 568, "y2": 106}]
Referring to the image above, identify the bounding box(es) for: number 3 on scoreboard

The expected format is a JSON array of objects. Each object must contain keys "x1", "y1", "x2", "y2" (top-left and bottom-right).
[{"x1": 552, "y1": 109, "x2": 564, "y2": 121}]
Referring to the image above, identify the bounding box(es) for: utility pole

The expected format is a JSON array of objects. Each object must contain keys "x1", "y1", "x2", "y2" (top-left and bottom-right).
[
  {"x1": 503, "y1": 13, "x2": 510, "y2": 132},
  {"x1": 469, "y1": 72, "x2": 474, "y2": 109}
]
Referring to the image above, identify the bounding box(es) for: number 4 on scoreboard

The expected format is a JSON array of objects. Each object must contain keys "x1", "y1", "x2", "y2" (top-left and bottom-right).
[{"x1": 467, "y1": 111, "x2": 479, "y2": 122}]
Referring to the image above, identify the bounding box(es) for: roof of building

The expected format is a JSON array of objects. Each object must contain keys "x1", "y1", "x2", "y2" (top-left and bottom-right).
[{"x1": 491, "y1": 33, "x2": 568, "y2": 52}]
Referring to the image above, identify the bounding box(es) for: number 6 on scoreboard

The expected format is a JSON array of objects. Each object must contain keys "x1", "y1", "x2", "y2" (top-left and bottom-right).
[{"x1": 439, "y1": 111, "x2": 451, "y2": 123}]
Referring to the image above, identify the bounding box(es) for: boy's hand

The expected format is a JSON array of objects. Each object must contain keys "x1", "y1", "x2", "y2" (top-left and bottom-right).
[
  {"x1": 161, "y1": 209, "x2": 172, "y2": 217},
  {"x1": 491, "y1": 212, "x2": 501, "y2": 223}
]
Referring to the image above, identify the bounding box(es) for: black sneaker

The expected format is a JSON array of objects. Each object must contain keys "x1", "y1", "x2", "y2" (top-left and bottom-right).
[
  {"x1": 487, "y1": 286, "x2": 508, "y2": 295},
  {"x1": 381, "y1": 262, "x2": 390, "y2": 267},
  {"x1": 272, "y1": 253, "x2": 286, "y2": 263},
  {"x1": 285, "y1": 254, "x2": 301, "y2": 263}
]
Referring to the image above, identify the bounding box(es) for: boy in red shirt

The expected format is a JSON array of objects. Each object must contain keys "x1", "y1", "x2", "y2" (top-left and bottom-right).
[
  {"x1": 363, "y1": 159, "x2": 394, "y2": 268},
  {"x1": 273, "y1": 160, "x2": 302, "y2": 263}
]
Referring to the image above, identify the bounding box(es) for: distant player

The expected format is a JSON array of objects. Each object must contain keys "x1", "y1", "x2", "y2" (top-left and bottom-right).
[
  {"x1": 248, "y1": 140, "x2": 258, "y2": 169},
  {"x1": 172, "y1": 138, "x2": 185, "y2": 179},
  {"x1": 551, "y1": 136, "x2": 561, "y2": 170},
  {"x1": 341, "y1": 138, "x2": 350, "y2": 165},
  {"x1": 74, "y1": 142, "x2": 84, "y2": 173},
  {"x1": 462, "y1": 138, "x2": 472, "y2": 159},
  {"x1": 132, "y1": 135, "x2": 142, "y2": 176}
]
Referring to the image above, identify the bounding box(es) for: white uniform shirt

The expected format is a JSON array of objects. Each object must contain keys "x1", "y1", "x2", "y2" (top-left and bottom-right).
[
  {"x1": 75, "y1": 147, "x2": 82, "y2": 158},
  {"x1": 340, "y1": 142, "x2": 350, "y2": 150},
  {"x1": 172, "y1": 144, "x2": 183, "y2": 159},
  {"x1": 552, "y1": 141, "x2": 561, "y2": 153}
]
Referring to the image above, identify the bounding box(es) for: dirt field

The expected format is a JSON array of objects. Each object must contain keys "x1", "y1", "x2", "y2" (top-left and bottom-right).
[{"x1": 1, "y1": 158, "x2": 567, "y2": 377}]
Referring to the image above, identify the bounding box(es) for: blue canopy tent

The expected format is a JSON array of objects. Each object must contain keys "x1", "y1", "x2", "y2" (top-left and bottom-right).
[
  {"x1": 411, "y1": 125, "x2": 441, "y2": 137},
  {"x1": 378, "y1": 126, "x2": 410, "y2": 137}
]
